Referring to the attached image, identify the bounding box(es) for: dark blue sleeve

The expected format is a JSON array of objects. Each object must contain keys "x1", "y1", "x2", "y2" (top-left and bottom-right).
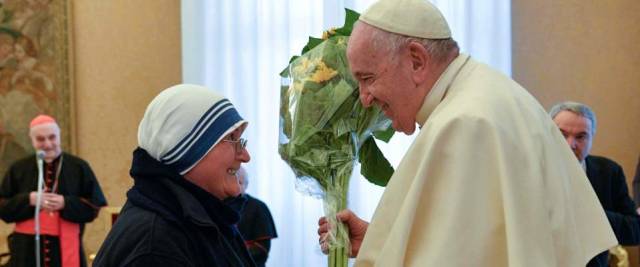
[
  {"x1": 632, "y1": 156, "x2": 640, "y2": 206},
  {"x1": 0, "y1": 162, "x2": 36, "y2": 223},
  {"x1": 605, "y1": 162, "x2": 640, "y2": 246},
  {"x1": 127, "y1": 254, "x2": 192, "y2": 267},
  {"x1": 59, "y1": 158, "x2": 107, "y2": 223}
]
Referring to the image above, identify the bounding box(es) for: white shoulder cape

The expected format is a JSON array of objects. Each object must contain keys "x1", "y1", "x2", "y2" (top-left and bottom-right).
[{"x1": 354, "y1": 54, "x2": 616, "y2": 267}]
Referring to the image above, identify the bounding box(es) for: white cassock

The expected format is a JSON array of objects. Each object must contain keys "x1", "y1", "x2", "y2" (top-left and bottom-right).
[{"x1": 355, "y1": 54, "x2": 617, "y2": 267}]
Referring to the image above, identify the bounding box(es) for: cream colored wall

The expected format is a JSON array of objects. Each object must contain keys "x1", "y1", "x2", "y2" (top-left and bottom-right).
[
  {"x1": 72, "y1": 0, "x2": 182, "y2": 258},
  {"x1": 512, "y1": 0, "x2": 640, "y2": 264}
]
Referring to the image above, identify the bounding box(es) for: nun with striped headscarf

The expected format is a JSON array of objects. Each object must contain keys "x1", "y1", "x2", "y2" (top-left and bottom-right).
[{"x1": 94, "y1": 84, "x2": 256, "y2": 267}]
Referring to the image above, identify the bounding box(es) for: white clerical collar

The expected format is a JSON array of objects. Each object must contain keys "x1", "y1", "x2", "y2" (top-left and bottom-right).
[
  {"x1": 416, "y1": 53, "x2": 470, "y2": 127},
  {"x1": 581, "y1": 160, "x2": 587, "y2": 172}
]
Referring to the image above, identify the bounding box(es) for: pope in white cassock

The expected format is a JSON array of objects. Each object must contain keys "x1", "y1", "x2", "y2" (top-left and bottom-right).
[{"x1": 317, "y1": 0, "x2": 617, "y2": 266}]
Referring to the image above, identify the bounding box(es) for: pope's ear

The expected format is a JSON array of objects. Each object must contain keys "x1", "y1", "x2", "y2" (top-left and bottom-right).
[{"x1": 407, "y1": 41, "x2": 430, "y2": 84}]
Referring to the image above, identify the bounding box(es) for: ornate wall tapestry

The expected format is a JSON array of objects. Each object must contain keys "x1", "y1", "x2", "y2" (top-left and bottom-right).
[{"x1": 0, "y1": 0, "x2": 73, "y2": 176}]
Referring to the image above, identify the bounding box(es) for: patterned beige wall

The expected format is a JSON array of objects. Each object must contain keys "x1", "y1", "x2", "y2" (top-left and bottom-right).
[
  {"x1": 512, "y1": 0, "x2": 640, "y2": 264},
  {"x1": 0, "y1": 0, "x2": 182, "y2": 262}
]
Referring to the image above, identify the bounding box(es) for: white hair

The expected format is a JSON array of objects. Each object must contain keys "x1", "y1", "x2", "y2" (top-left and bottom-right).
[{"x1": 549, "y1": 101, "x2": 597, "y2": 135}]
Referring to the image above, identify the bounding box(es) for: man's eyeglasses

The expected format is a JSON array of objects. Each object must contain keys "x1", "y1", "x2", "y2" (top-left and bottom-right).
[{"x1": 222, "y1": 138, "x2": 248, "y2": 155}]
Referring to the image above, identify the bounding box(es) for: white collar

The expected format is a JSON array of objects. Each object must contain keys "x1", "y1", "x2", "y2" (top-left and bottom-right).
[{"x1": 416, "y1": 54, "x2": 470, "y2": 127}]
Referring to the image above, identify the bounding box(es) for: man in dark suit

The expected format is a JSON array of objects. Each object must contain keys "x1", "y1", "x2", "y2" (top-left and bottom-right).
[
  {"x1": 631, "y1": 156, "x2": 640, "y2": 214},
  {"x1": 0, "y1": 114, "x2": 107, "y2": 267},
  {"x1": 550, "y1": 101, "x2": 640, "y2": 267}
]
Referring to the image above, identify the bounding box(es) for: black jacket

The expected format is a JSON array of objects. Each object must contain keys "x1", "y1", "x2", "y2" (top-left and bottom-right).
[
  {"x1": 237, "y1": 194, "x2": 278, "y2": 267},
  {"x1": 585, "y1": 155, "x2": 640, "y2": 267},
  {"x1": 93, "y1": 148, "x2": 255, "y2": 267},
  {"x1": 631, "y1": 155, "x2": 640, "y2": 206},
  {"x1": 0, "y1": 152, "x2": 107, "y2": 267}
]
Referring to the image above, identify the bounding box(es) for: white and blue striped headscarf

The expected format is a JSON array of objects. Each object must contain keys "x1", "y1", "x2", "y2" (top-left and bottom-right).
[{"x1": 138, "y1": 84, "x2": 247, "y2": 174}]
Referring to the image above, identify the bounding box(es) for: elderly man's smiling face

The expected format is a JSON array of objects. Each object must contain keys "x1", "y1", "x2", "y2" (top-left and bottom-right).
[
  {"x1": 29, "y1": 122, "x2": 62, "y2": 163},
  {"x1": 347, "y1": 23, "x2": 426, "y2": 135}
]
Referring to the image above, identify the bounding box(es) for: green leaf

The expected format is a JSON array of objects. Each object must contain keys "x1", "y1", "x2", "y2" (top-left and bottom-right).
[
  {"x1": 301, "y1": 37, "x2": 324, "y2": 55},
  {"x1": 281, "y1": 8, "x2": 360, "y2": 77},
  {"x1": 358, "y1": 137, "x2": 394, "y2": 186},
  {"x1": 279, "y1": 65, "x2": 289, "y2": 78},
  {"x1": 334, "y1": 9, "x2": 360, "y2": 36},
  {"x1": 373, "y1": 125, "x2": 395, "y2": 143},
  {"x1": 279, "y1": 56, "x2": 300, "y2": 77}
]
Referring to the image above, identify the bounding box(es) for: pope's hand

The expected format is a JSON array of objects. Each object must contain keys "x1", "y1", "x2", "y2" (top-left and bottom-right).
[{"x1": 318, "y1": 209, "x2": 369, "y2": 258}]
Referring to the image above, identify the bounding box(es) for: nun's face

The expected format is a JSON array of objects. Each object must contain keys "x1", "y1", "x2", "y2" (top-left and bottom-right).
[{"x1": 184, "y1": 125, "x2": 250, "y2": 200}]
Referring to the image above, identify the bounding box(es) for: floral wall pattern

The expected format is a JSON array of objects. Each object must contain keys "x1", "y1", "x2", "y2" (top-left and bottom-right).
[{"x1": 0, "y1": 0, "x2": 72, "y2": 176}]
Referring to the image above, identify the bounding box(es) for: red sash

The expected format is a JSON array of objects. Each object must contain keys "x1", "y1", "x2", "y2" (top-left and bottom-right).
[{"x1": 14, "y1": 210, "x2": 80, "y2": 267}]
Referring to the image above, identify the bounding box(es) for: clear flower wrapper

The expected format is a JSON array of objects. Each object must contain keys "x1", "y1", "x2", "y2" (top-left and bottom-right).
[{"x1": 278, "y1": 9, "x2": 395, "y2": 267}]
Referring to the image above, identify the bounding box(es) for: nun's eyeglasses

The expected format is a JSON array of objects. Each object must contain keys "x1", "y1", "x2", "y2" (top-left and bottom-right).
[{"x1": 222, "y1": 138, "x2": 247, "y2": 155}]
